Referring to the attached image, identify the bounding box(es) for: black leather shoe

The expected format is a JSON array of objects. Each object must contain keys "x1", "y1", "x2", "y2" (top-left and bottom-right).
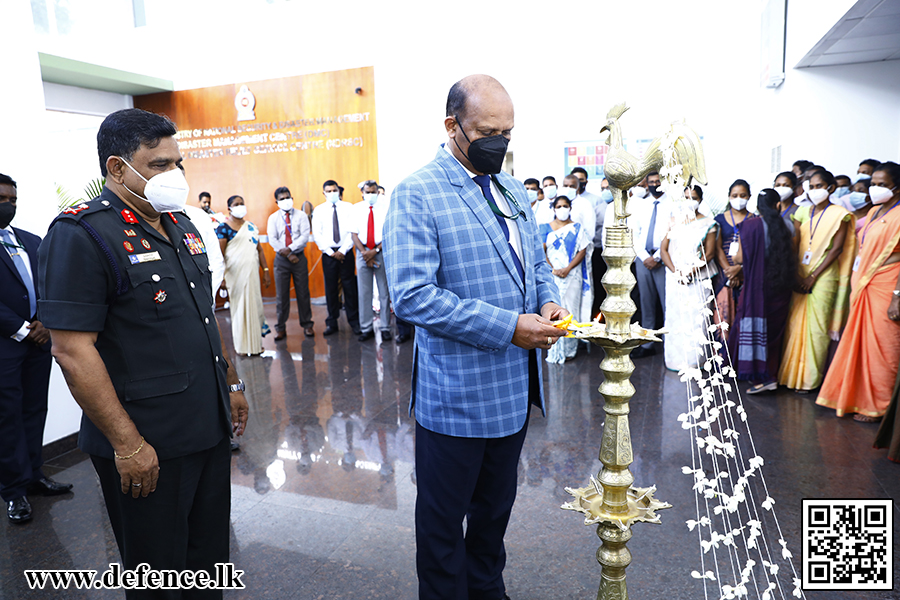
[
  {"x1": 352, "y1": 328, "x2": 363, "y2": 336},
  {"x1": 358, "y1": 330, "x2": 375, "y2": 342},
  {"x1": 26, "y1": 477, "x2": 73, "y2": 496},
  {"x1": 304, "y1": 326, "x2": 315, "y2": 338},
  {"x1": 274, "y1": 331, "x2": 287, "y2": 341},
  {"x1": 323, "y1": 327, "x2": 338, "y2": 336},
  {"x1": 381, "y1": 331, "x2": 392, "y2": 341},
  {"x1": 230, "y1": 439, "x2": 240, "y2": 451},
  {"x1": 8, "y1": 497, "x2": 32, "y2": 523},
  {"x1": 396, "y1": 334, "x2": 409, "y2": 344}
]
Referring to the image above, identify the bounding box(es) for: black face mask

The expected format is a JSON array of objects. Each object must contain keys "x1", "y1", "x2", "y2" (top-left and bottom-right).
[
  {"x1": 577, "y1": 180, "x2": 587, "y2": 194},
  {"x1": 649, "y1": 184, "x2": 661, "y2": 197},
  {"x1": 453, "y1": 115, "x2": 509, "y2": 175},
  {"x1": 0, "y1": 202, "x2": 15, "y2": 229}
]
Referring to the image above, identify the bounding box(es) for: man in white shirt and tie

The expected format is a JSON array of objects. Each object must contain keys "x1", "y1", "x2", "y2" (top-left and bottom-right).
[
  {"x1": 631, "y1": 171, "x2": 669, "y2": 358},
  {"x1": 350, "y1": 180, "x2": 391, "y2": 342},
  {"x1": 312, "y1": 181, "x2": 360, "y2": 336},
  {"x1": 268, "y1": 186, "x2": 314, "y2": 340}
]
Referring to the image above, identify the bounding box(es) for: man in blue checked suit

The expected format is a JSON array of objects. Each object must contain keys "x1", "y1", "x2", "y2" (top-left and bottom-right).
[{"x1": 384, "y1": 75, "x2": 568, "y2": 600}]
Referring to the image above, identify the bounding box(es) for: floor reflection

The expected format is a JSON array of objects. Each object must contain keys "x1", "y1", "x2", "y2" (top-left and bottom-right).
[{"x1": 3, "y1": 303, "x2": 897, "y2": 600}]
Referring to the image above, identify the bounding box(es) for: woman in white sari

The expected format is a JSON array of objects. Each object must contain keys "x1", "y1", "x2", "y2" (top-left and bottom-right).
[
  {"x1": 659, "y1": 187, "x2": 719, "y2": 372},
  {"x1": 540, "y1": 195, "x2": 591, "y2": 364},
  {"x1": 217, "y1": 195, "x2": 271, "y2": 356}
]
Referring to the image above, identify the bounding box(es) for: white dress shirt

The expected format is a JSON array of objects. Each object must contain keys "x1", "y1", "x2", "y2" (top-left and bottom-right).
[
  {"x1": 632, "y1": 193, "x2": 672, "y2": 262},
  {"x1": 578, "y1": 191, "x2": 605, "y2": 247},
  {"x1": 350, "y1": 199, "x2": 388, "y2": 247},
  {"x1": 534, "y1": 198, "x2": 555, "y2": 225},
  {"x1": 267, "y1": 207, "x2": 310, "y2": 253},
  {"x1": 2, "y1": 225, "x2": 32, "y2": 341},
  {"x1": 183, "y1": 205, "x2": 226, "y2": 302},
  {"x1": 313, "y1": 200, "x2": 356, "y2": 256},
  {"x1": 443, "y1": 145, "x2": 523, "y2": 266},
  {"x1": 570, "y1": 196, "x2": 596, "y2": 248}
]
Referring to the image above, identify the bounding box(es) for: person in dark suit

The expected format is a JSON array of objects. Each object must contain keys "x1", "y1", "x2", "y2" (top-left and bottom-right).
[
  {"x1": 0, "y1": 173, "x2": 73, "y2": 524},
  {"x1": 384, "y1": 75, "x2": 568, "y2": 600},
  {"x1": 37, "y1": 109, "x2": 249, "y2": 598}
]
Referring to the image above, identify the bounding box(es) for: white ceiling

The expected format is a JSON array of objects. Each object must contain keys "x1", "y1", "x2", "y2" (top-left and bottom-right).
[{"x1": 796, "y1": 0, "x2": 900, "y2": 67}]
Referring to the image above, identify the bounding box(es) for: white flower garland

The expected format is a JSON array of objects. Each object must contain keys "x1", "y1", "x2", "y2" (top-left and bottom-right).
[{"x1": 660, "y1": 124, "x2": 805, "y2": 600}]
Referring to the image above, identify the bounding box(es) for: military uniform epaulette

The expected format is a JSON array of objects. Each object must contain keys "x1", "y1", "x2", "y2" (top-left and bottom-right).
[{"x1": 53, "y1": 197, "x2": 113, "y2": 223}]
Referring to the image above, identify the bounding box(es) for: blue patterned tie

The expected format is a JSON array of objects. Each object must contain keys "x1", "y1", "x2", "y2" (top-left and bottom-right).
[
  {"x1": 0, "y1": 229, "x2": 37, "y2": 318},
  {"x1": 473, "y1": 175, "x2": 525, "y2": 283},
  {"x1": 645, "y1": 199, "x2": 659, "y2": 255}
]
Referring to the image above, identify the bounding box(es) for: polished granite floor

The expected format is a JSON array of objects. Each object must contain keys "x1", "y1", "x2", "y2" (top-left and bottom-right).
[{"x1": 2, "y1": 302, "x2": 898, "y2": 599}]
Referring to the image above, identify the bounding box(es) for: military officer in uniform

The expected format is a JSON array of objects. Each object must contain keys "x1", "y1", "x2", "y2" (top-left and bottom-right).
[{"x1": 38, "y1": 108, "x2": 248, "y2": 598}]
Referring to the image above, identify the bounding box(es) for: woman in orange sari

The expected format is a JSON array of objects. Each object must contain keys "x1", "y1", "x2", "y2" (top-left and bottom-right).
[
  {"x1": 778, "y1": 170, "x2": 856, "y2": 392},
  {"x1": 818, "y1": 162, "x2": 900, "y2": 425}
]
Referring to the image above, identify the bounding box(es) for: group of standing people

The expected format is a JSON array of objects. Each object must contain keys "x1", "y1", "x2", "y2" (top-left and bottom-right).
[
  {"x1": 648, "y1": 158, "x2": 900, "y2": 463},
  {"x1": 208, "y1": 178, "x2": 411, "y2": 357}
]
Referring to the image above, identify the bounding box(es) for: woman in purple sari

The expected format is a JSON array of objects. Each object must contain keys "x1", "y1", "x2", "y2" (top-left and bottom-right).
[{"x1": 728, "y1": 188, "x2": 797, "y2": 393}]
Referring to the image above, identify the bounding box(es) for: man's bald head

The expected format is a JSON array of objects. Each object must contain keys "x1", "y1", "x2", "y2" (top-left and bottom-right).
[{"x1": 446, "y1": 75, "x2": 511, "y2": 122}]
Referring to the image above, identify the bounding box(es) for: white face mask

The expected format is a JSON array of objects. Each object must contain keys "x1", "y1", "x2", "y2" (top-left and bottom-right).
[
  {"x1": 868, "y1": 185, "x2": 896, "y2": 205},
  {"x1": 554, "y1": 207, "x2": 571, "y2": 221},
  {"x1": 808, "y1": 188, "x2": 830, "y2": 205},
  {"x1": 631, "y1": 186, "x2": 648, "y2": 199},
  {"x1": 684, "y1": 200, "x2": 700, "y2": 213},
  {"x1": 774, "y1": 186, "x2": 793, "y2": 201},
  {"x1": 119, "y1": 158, "x2": 190, "y2": 213},
  {"x1": 277, "y1": 197, "x2": 294, "y2": 211},
  {"x1": 526, "y1": 189, "x2": 539, "y2": 203},
  {"x1": 543, "y1": 185, "x2": 557, "y2": 199},
  {"x1": 325, "y1": 191, "x2": 340, "y2": 204},
  {"x1": 230, "y1": 204, "x2": 248, "y2": 219},
  {"x1": 730, "y1": 196, "x2": 749, "y2": 211},
  {"x1": 364, "y1": 193, "x2": 379, "y2": 206},
  {"x1": 559, "y1": 186, "x2": 578, "y2": 201}
]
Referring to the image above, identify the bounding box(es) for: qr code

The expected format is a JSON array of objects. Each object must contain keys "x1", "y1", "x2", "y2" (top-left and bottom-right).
[{"x1": 802, "y1": 498, "x2": 893, "y2": 590}]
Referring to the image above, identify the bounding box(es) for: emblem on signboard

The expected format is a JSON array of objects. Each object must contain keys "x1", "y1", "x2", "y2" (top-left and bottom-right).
[{"x1": 235, "y1": 85, "x2": 256, "y2": 121}]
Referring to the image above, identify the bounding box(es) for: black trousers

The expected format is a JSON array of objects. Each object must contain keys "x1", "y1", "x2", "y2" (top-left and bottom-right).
[
  {"x1": 274, "y1": 252, "x2": 313, "y2": 331},
  {"x1": 415, "y1": 415, "x2": 529, "y2": 600},
  {"x1": 0, "y1": 340, "x2": 51, "y2": 502},
  {"x1": 322, "y1": 251, "x2": 359, "y2": 331},
  {"x1": 92, "y1": 436, "x2": 231, "y2": 599},
  {"x1": 591, "y1": 247, "x2": 608, "y2": 318}
]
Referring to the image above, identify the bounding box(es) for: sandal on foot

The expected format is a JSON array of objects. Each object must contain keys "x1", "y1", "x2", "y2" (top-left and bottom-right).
[
  {"x1": 853, "y1": 414, "x2": 882, "y2": 423},
  {"x1": 747, "y1": 381, "x2": 777, "y2": 395}
]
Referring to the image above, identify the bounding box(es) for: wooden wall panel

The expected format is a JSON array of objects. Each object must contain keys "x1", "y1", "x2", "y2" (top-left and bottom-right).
[{"x1": 135, "y1": 66, "x2": 379, "y2": 299}]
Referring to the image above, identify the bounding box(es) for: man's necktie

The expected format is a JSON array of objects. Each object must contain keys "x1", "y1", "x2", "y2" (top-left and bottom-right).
[
  {"x1": 473, "y1": 175, "x2": 524, "y2": 283},
  {"x1": 0, "y1": 230, "x2": 37, "y2": 318},
  {"x1": 366, "y1": 206, "x2": 376, "y2": 250},
  {"x1": 284, "y1": 211, "x2": 293, "y2": 246},
  {"x1": 332, "y1": 204, "x2": 341, "y2": 246},
  {"x1": 645, "y1": 199, "x2": 659, "y2": 255}
]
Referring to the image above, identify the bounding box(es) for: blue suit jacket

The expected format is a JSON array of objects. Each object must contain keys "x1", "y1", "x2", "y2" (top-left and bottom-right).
[
  {"x1": 384, "y1": 146, "x2": 560, "y2": 438},
  {"x1": 0, "y1": 227, "x2": 45, "y2": 356}
]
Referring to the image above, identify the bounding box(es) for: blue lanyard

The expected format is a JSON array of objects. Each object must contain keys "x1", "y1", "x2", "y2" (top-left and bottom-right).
[{"x1": 860, "y1": 198, "x2": 900, "y2": 250}]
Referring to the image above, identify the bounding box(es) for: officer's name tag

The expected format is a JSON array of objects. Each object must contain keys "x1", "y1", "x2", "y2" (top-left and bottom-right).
[
  {"x1": 853, "y1": 255, "x2": 861, "y2": 272},
  {"x1": 728, "y1": 241, "x2": 740, "y2": 257},
  {"x1": 129, "y1": 251, "x2": 161, "y2": 264},
  {"x1": 802, "y1": 250, "x2": 812, "y2": 265}
]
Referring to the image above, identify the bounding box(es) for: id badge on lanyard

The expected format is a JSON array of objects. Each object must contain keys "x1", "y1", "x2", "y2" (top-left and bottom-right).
[{"x1": 802, "y1": 250, "x2": 812, "y2": 266}]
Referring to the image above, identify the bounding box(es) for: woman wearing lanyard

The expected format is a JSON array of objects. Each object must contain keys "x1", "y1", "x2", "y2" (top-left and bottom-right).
[
  {"x1": 773, "y1": 171, "x2": 798, "y2": 234},
  {"x1": 817, "y1": 163, "x2": 900, "y2": 433},
  {"x1": 778, "y1": 170, "x2": 857, "y2": 392},
  {"x1": 713, "y1": 179, "x2": 755, "y2": 342}
]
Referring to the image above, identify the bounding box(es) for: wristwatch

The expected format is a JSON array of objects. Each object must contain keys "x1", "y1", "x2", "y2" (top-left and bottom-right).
[
  {"x1": 229, "y1": 380, "x2": 245, "y2": 393},
  {"x1": 894, "y1": 290, "x2": 900, "y2": 297}
]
